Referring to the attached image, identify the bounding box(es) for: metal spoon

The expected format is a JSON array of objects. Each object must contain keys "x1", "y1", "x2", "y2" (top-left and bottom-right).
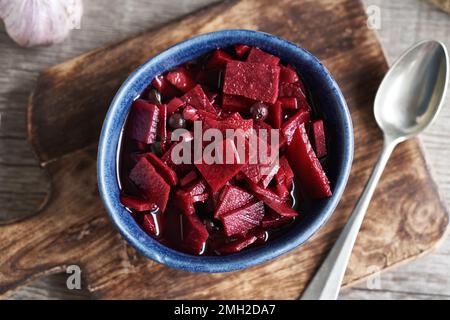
[{"x1": 301, "y1": 40, "x2": 449, "y2": 300}]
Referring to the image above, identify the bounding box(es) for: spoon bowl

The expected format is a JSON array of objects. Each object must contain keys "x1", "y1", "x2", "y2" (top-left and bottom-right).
[{"x1": 375, "y1": 40, "x2": 449, "y2": 141}]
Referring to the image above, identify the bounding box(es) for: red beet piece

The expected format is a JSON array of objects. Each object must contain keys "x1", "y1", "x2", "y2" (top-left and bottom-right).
[
  {"x1": 278, "y1": 97, "x2": 298, "y2": 110},
  {"x1": 142, "y1": 213, "x2": 159, "y2": 236},
  {"x1": 195, "y1": 138, "x2": 247, "y2": 192},
  {"x1": 279, "y1": 65, "x2": 299, "y2": 83},
  {"x1": 145, "y1": 152, "x2": 178, "y2": 186},
  {"x1": 279, "y1": 82, "x2": 306, "y2": 99},
  {"x1": 181, "y1": 84, "x2": 216, "y2": 113},
  {"x1": 246, "y1": 47, "x2": 280, "y2": 65},
  {"x1": 157, "y1": 104, "x2": 168, "y2": 150},
  {"x1": 184, "y1": 178, "x2": 208, "y2": 196},
  {"x1": 222, "y1": 94, "x2": 254, "y2": 113},
  {"x1": 279, "y1": 82, "x2": 311, "y2": 109},
  {"x1": 275, "y1": 180, "x2": 290, "y2": 199},
  {"x1": 223, "y1": 61, "x2": 280, "y2": 104},
  {"x1": 182, "y1": 214, "x2": 209, "y2": 255},
  {"x1": 248, "y1": 181, "x2": 298, "y2": 217},
  {"x1": 192, "y1": 193, "x2": 209, "y2": 203},
  {"x1": 166, "y1": 67, "x2": 197, "y2": 93},
  {"x1": 180, "y1": 170, "x2": 198, "y2": 187},
  {"x1": 120, "y1": 194, "x2": 156, "y2": 212},
  {"x1": 151, "y1": 75, "x2": 180, "y2": 99},
  {"x1": 260, "y1": 162, "x2": 280, "y2": 188},
  {"x1": 312, "y1": 119, "x2": 327, "y2": 158},
  {"x1": 214, "y1": 185, "x2": 255, "y2": 218},
  {"x1": 182, "y1": 105, "x2": 200, "y2": 121},
  {"x1": 128, "y1": 100, "x2": 160, "y2": 144},
  {"x1": 261, "y1": 210, "x2": 293, "y2": 229},
  {"x1": 216, "y1": 234, "x2": 258, "y2": 254},
  {"x1": 281, "y1": 107, "x2": 311, "y2": 145},
  {"x1": 278, "y1": 156, "x2": 294, "y2": 188},
  {"x1": 176, "y1": 190, "x2": 196, "y2": 216},
  {"x1": 206, "y1": 49, "x2": 234, "y2": 69},
  {"x1": 241, "y1": 163, "x2": 262, "y2": 184},
  {"x1": 287, "y1": 124, "x2": 331, "y2": 199},
  {"x1": 268, "y1": 101, "x2": 283, "y2": 129},
  {"x1": 242, "y1": 124, "x2": 280, "y2": 185},
  {"x1": 220, "y1": 200, "x2": 265, "y2": 237},
  {"x1": 234, "y1": 44, "x2": 251, "y2": 57},
  {"x1": 129, "y1": 157, "x2": 170, "y2": 212},
  {"x1": 166, "y1": 97, "x2": 185, "y2": 114},
  {"x1": 253, "y1": 120, "x2": 287, "y2": 149},
  {"x1": 176, "y1": 191, "x2": 208, "y2": 216},
  {"x1": 161, "y1": 141, "x2": 194, "y2": 176}
]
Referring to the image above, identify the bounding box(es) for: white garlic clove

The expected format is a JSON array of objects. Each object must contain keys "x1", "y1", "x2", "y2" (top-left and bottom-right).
[{"x1": 0, "y1": 0, "x2": 83, "y2": 47}]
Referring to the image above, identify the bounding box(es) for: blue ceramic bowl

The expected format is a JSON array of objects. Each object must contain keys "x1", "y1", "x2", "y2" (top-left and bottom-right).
[{"x1": 98, "y1": 29, "x2": 353, "y2": 273}]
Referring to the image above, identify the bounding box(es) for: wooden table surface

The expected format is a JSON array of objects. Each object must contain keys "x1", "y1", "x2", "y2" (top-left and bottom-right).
[{"x1": 1, "y1": 0, "x2": 449, "y2": 300}]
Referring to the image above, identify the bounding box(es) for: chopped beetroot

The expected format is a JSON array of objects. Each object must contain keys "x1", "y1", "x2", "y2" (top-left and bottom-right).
[
  {"x1": 279, "y1": 156, "x2": 294, "y2": 187},
  {"x1": 312, "y1": 119, "x2": 327, "y2": 158},
  {"x1": 287, "y1": 124, "x2": 331, "y2": 198},
  {"x1": 260, "y1": 162, "x2": 280, "y2": 188},
  {"x1": 184, "y1": 178, "x2": 208, "y2": 197},
  {"x1": 246, "y1": 47, "x2": 280, "y2": 65},
  {"x1": 279, "y1": 82, "x2": 306, "y2": 99},
  {"x1": 176, "y1": 190, "x2": 195, "y2": 215},
  {"x1": 220, "y1": 200, "x2": 265, "y2": 237},
  {"x1": 216, "y1": 235, "x2": 258, "y2": 254},
  {"x1": 241, "y1": 163, "x2": 262, "y2": 184},
  {"x1": 182, "y1": 105, "x2": 200, "y2": 121},
  {"x1": 222, "y1": 95, "x2": 254, "y2": 113},
  {"x1": 278, "y1": 97, "x2": 298, "y2": 110},
  {"x1": 157, "y1": 104, "x2": 168, "y2": 150},
  {"x1": 196, "y1": 138, "x2": 247, "y2": 192},
  {"x1": 142, "y1": 213, "x2": 159, "y2": 236},
  {"x1": 166, "y1": 97, "x2": 185, "y2": 114},
  {"x1": 180, "y1": 170, "x2": 198, "y2": 187},
  {"x1": 275, "y1": 181, "x2": 290, "y2": 199},
  {"x1": 261, "y1": 210, "x2": 293, "y2": 229},
  {"x1": 166, "y1": 67, "x2": 197, "y2": 93},
  {"x1": 253, "y1": 120, "x2": 287, "y2": 149},
  {"x1": 223, "y1": 61, "x2": 280, "y2": 104},
  {"x1": 248, "y1": 181, "x2": 298, "y2": 217},
  {"x1": 144, "y1": 152, "x2": 178, "y2": 186},
  {"x1": 121, "y1": 45, "x2": 332, "y2": 256},
  {"x1": 281, "y1": 107, "x2": 311, "y2": 145},
  {"x1": 206, "y1": 49, "x2": 234, "y2": 69},
  {"x1": 120, "y1": 194, "x2": 156, "y2": 212},
  {"x1": 182, "y1": 214, "x2": 209, "y2": 255},
  {"x1": 279, "y1": 65, "x2": 299, "y2": 83},
  {"x1": 268, "y1": 101, "x2": 283, "y2": 129},
  {"x1": 151, "y1": 75, "x2": 180, "y2": 99},
  {"x1": 181, "y1": 85, "x2": 216, "y2": 113},
  {"x1": 214, "y1": 185, "x2": 255, "y2": 218},
  {"x1": 128, "y1": 100, "x2": 160, "y2": 144},
  {"x1": 234, "y1": 44, "x2": 251, "y2": 57},
  {"x1": 129, "y1": 157, "x2": 170, "y2": 212},
  {"x1": 161, "y1": 141, "x2": 194, "y2": 176}
]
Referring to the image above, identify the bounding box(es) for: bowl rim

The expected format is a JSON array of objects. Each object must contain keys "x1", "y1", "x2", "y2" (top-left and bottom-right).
[{"x1": 97, "y1": 29, "x2": 354, "y2": 273}]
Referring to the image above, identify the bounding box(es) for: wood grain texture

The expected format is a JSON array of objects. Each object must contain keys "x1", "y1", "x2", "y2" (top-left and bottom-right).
[
  {"x1": 0, "y1": 0, "x2": 450, "y2": 299},
  {"x1": 0, "y1": 0, "x2": 449, "y2": 299}
]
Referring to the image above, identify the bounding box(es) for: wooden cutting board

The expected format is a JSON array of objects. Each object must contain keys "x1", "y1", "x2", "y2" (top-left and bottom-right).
[{"x1": 0, "y1": 0, "x2": 448, "y2": 299}]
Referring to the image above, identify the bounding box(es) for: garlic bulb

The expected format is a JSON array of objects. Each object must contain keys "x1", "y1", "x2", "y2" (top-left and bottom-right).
[{"x1": 0, "y1": 0, "x2": 83, "y2": 47}]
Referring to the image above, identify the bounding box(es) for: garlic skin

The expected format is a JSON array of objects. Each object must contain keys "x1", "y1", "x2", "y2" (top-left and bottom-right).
[{"x1": 0, "y1": 0, "x2": 83, "y2": 47}]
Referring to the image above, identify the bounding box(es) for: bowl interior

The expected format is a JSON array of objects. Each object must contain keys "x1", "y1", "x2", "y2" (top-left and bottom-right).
[{"x1": 98, "y1": 30, "x2": 353, "y2": 273}]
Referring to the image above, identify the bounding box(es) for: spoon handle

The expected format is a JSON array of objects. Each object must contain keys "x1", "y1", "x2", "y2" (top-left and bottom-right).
[{"x1": 300, "y1": 136, "x2": 398, "y2": 300}]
